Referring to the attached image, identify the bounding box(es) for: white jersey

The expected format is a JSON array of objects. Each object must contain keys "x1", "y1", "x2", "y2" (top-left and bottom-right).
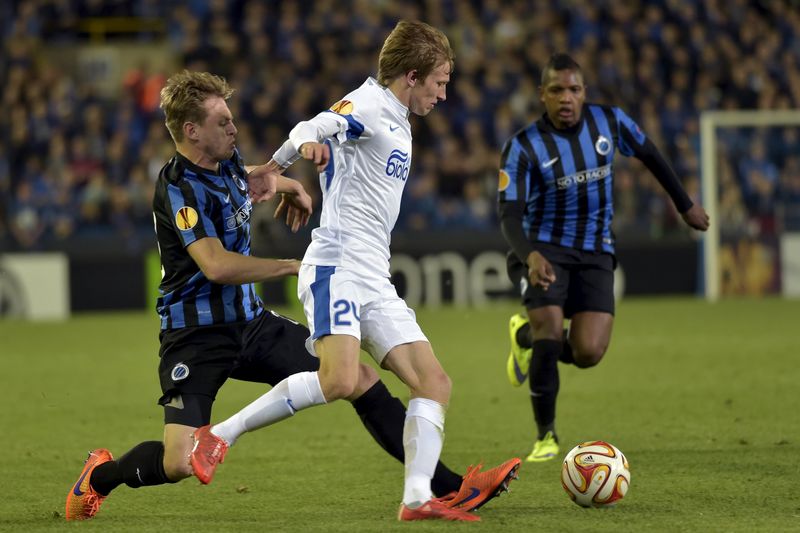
[{"x1": 272, "y1": 77, "x2": 412, "y2": 277}]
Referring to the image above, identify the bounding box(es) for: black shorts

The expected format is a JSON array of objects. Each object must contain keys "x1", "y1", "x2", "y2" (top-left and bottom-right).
[
  {"x1": 506, "y1": 243, "x2": 616, "y2": 318},
  {"x1": 157, "y1": 309, "x2": 317, "y2": 425}
]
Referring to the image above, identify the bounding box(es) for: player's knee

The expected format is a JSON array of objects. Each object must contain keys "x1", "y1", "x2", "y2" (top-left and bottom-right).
[
  {"x1": 573, "y1": 342, "x2": 607, "y2": 368},
  {"x1": 419, "y1": 367, "x2": 451, "y2": 402},
  {"x1": 319, "y1": 374, "x2": 359, "y2": 401}
]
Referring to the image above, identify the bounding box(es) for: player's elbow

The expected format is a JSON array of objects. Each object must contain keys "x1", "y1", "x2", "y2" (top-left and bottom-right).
[
  {"x1": 198, "y1": 253, "x2": 240, "y2": 284},
  {"x1": 200, "y1": 263, "x2": 229, "y2": 284}
]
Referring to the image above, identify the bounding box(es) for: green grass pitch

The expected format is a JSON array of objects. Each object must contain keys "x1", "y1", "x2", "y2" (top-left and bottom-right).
[{"x1": 1, "y1": 297, "x2": 798, "y2": 532}]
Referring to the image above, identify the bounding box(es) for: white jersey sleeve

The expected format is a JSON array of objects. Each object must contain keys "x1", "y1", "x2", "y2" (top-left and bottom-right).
[
  {"x1": 289, "y1": 78, "x2": 413, "y2": 277},
  {"x1": 271, "y1": 101, "x2": 374, "y2": 166}
]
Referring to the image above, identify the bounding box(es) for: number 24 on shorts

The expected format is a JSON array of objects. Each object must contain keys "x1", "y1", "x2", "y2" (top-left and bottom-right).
[{"x1": 333, "y1": 299, "x2": 360, "y2": 325}]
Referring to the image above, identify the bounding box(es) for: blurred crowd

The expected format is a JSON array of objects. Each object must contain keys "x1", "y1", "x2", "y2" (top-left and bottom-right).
[{"x1": 2, "y1": 0, "x2": 800, "y2": 252}]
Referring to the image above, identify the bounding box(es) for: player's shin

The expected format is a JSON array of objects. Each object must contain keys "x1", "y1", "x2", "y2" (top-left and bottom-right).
[
  {"x1": 90, "y1": 441, "x2": 174, "y2": 495},
  {"x1": 402, "y1": 398, "x2": 446, "y2": 507},
  {"x1": 351, "y1": 381, "x2": 462, "y2": 496},
  {"x1": 212, "y1": 371, "x2": 326, "y2": 445},
  {"x1": 530, "y1": 339, "x2": 562, "y2": 438}
]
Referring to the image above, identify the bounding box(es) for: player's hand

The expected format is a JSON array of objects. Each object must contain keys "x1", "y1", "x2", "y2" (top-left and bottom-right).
[
  {"x1": 299, "y1": 142, "x2": 330, "y2": 172},
  {"x1": 681, "y1": 204, "x2": 710, "y2": 231},
  {"x1": 527, "y1": 251, "x2": 557, "y2": 291},
  {"x1": 274, "y1": 189, "x2": 313, "y2": 233},
  {"x1": 247, "y1": 165, "x2": 279, "y2": 203}
]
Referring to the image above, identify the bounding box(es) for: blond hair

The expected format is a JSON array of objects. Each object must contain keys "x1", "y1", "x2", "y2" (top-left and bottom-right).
[
  {"x1": 159, "y1": 70, "x2": 234, "y2": 142},
  {"x1": 377, "y1": 20, "x2": 455, "y2": 86}
]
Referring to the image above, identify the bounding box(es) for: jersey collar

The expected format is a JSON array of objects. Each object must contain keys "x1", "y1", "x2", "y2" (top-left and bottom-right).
[
  {"x1": 372, "y1": 77, "x2": 410, "y2": 118},
  {"x1": 540, "y1": 105, "x2": 586, "y2": 136},
  {"x1": 175, "y1": 151, "x2": 222, "y2": 176}
]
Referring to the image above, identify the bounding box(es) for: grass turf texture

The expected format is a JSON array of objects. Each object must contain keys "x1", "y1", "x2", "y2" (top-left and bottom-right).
[{"x1": 1, "y1": 298, "x2": 798, "y2": 532}]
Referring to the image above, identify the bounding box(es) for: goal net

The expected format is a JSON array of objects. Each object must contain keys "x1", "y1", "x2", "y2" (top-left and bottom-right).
[{"x1": 700, "y1": 110, "x2": 800, "y2": 301}]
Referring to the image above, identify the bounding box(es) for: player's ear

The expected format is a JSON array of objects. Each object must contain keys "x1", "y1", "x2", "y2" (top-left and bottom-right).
[
  {"x1": 184, "y1": 122, "x2": 197, "y2": 141},
  {"x1": 406, "y1": 69, "x2": 418, "y2": 87}
]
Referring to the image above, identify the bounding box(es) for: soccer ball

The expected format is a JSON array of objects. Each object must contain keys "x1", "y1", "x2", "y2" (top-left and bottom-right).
[{"x1": 561, "y1": 441, "x2": 630, "y2": 507}]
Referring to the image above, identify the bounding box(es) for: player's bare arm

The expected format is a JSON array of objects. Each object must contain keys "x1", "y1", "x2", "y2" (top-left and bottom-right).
[
  {"x1": 681, "y1": 203, "x2": 710, "y2": 231},
  {"x1": 526, "y1": 250, "x2": 556, "y2": 290},
  {"x1": 187, "y1": 237, "x2": 300, "y2": 284}
]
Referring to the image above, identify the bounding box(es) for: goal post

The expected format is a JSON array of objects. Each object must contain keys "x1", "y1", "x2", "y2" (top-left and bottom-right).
[{"x1": 700, "y1": 109, "x2": 800, "y2": 301}]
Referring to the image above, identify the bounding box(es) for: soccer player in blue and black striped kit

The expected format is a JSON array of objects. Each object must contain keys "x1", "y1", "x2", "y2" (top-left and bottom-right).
[{"x1": 498, "y1": 53, "x2": 709, "y2": 462}]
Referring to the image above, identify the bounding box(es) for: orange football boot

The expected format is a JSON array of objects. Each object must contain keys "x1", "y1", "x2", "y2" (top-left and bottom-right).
[
  {"x1": 65, "y1": 448, "x2": 113, "y2": 521},
  {"x1": 398, "y1": 499, "x2": 480, "y2": 521},
  {"x1": 446, "y1": 458, "x2": 521, "y2": 512},
  {"x1": 190, "y1": 425, "x2": 228, "y2": 485}
]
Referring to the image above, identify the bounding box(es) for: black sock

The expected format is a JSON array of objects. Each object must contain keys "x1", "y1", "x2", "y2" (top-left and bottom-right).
[
  {"x1": 351, "y1": 381, "x2": 462, "y2": 497},
  {"x1": 560, "y1": 329, "x2": 575, "y2": 364},
  {"x1": 516, "y1": 322, "x2": 533, "y2": 349},
  {"x1": 529, "y1": 339, "x2": 562, "y2": 440},
  {"x1": 90, "y1": 441, "x2": 174, "y2": 496}
]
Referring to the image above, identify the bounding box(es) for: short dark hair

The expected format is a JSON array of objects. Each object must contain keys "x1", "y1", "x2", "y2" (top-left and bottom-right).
[{"x1": 541, "y1": 53, "x2": 583, "y2": 85}]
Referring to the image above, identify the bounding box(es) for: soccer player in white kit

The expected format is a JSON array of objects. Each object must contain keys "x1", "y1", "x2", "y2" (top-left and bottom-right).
[{"x1": 190, "y1": 21, "x2": 518, "y2": 522}]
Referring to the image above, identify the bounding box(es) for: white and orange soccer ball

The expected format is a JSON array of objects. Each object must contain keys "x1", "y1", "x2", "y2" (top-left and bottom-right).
[{"x1": 561, "y1": 441, "x2": 630, "y2": 507}]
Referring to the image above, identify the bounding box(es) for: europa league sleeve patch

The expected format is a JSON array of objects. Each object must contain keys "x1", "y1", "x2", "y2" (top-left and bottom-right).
[
  {"x1": 329, "y1": 99, "x2": 354, "y2": 115},
  {"x1": 175, "y1": 206, "x2": 199, "y2": 231},
  {"x1": 498, "y1": 169, "x2": 511, "y2": 191}
]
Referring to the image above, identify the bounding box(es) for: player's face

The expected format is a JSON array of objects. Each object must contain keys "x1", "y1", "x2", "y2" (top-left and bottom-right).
[
  {"x1": 409, "y1": 61, "x2": 450, "y2": 117},
  {"x1": 540, "y1": 69, "x2": 586, "y2": 129},
  {"x1": 193, "y1": 96, "x2": 238, "y2": 162}
]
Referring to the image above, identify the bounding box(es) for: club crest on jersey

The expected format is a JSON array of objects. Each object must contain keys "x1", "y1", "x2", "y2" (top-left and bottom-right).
[
  {"x1": 175, "y1": 206, "x2": 198, "y2": 231},
  {"x1": 171, "y1": 363, "x2": 189, "y2": 381},
  {"x1": 595, "y1": 135, "x2": 612, "y2": 156},
  {"x1": 385, "y1": 149, "x2": 410, "y2": 181},
  {"x1": 233, "y1": 174, "x2": 247, "y2": 192},
  {"x1": 330, "y1": 99, "x2": 354, "y2": 115},
  {"x1": 226, "y1": 197, "x2": 252, "y2": 230},
  {"x1": 498, "y1": 169, "x2": 510, "y2": 191}
]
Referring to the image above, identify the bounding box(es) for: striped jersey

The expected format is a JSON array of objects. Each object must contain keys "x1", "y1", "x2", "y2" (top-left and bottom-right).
[
  {"x1": 272, "y1": 77, "x2": 413, "y2": 278},
  {"x1": 152, "y1": 148, "x2": 261, "y2": 329},
  {"x1": 498, "y1": 104, "x2": 648, "y2": 255}
]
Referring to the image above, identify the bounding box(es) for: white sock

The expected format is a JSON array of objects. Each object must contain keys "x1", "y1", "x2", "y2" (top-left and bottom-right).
[
  {"x1": 402, "y1": 398, "x2": 446, "y2": 507},
  {"x1": 211, "y1": 371, "x2": 326, "y2": 446}
]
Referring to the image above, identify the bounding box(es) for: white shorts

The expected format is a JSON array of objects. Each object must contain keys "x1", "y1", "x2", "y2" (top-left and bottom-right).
[{"x1": 297, "y1": 264, "x2": 428, "y2": 364}]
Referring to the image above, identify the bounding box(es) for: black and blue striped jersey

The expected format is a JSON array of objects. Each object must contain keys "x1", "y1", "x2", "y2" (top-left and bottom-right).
[
  {"x1": 499, "y1": 104, "x2": 657, "y2": 255},
  {"x1": 152, "y1": 148, "x2": 262, "y2": 330}
]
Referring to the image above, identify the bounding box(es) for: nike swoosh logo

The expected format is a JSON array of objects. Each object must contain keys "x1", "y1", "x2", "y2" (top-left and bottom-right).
[
  {"x1": 389, "y1": 125, "x2": 399, "y2": 132},
  {"x1": 513, "y1": 358, "x2": 527, "y2": 384},
  {"x1": 542, "y1": 157, "x2": 559, "y2": 168},
  {"x1": 73, "y1": 466, "x2": 91, "y2": 496},
  {"x1": 452, "y1": 487, "x2": 481, "y2": 507}
]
